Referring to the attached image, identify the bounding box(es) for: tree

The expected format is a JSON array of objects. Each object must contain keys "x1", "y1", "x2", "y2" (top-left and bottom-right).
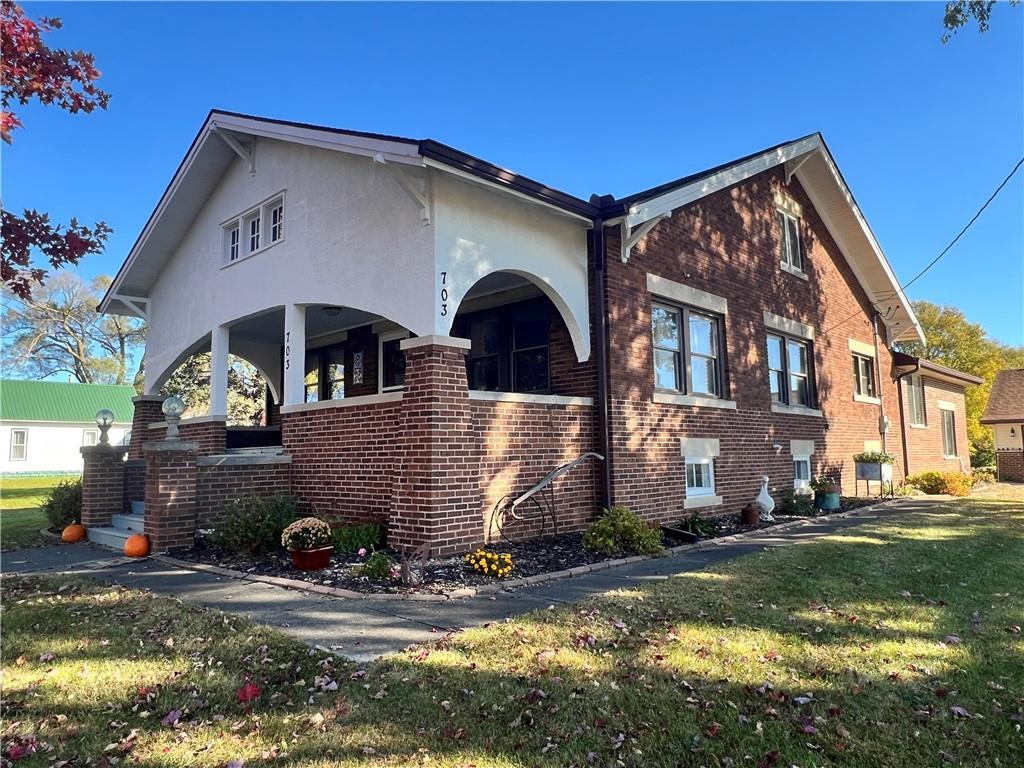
[
  {"x1": 1, "y1": 272, "x2": 145, "y2": 384},
  {"x1": 942, "y1": 1, "x2": 1021, "y2": 43},
  {"x1": 161, "y1": 353, "x2": 268, "y2": 426},
  {"x1": 895, "y1": 300, "x2": 1024, "y2": 466},
  {"x1": 1, "y1": 1, "x2": 111, "y2": 298}
]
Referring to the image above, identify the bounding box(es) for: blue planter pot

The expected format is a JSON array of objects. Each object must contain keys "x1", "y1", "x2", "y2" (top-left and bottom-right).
[{"x1": 814, "y1": 491, "x2": 841, "y2": 511}]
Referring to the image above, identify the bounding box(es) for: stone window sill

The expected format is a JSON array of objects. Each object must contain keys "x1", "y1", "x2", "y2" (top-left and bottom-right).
[
  {"x1": 771, "y1": 402, "x2": 824, "y2": 418},
  {"x1": 684, "y1": 494, "x2": 723, "y2": 510},
  {"x1": 854, "y1": 394, "x2": 882, "y2": 405},
  {"x1": 653, "y1": 391, "x2": 737, "y2": 410},
  {"x1": 780, "y1": 262, "x2": 809, "y2": 281}
]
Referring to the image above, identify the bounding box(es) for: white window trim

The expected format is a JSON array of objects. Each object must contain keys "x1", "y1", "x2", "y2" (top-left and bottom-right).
[
  {"x1": 777, "y1": 208, "x2": 805, "y2": 275},
  {"x1": 684, "y1": 456, "x2": 716, "y2": 497},
  {"x1": 82, "y1": 428, "x2": 99, "y2": 446},
  {"x1": 793, "y1": 455, "x2": 812, "y2": 494},
  {"x1": 907, "y1": 374, "x2": 927, "y2": 427},
  {"x1": 939, "y1": 402, "x2": 958, "y2": 460},
  {"x1": 780, "y1": 260, "x2": 809, "y2": 280},
  {"x1": 379, "y1": 330, "x2": 410, "y2": 392},
  {"x1": 681, "y1": 437, "x2": 721, "y2": 508},
  {"x1": 10, "y1": 428, "x2": 27, "y2": 461},
  {"x1": 220, "y1": 190, "x2": 286, "y2": 268}
]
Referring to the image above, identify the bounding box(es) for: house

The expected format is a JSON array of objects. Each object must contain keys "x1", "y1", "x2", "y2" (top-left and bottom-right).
[
  {"x1": 981, "y1": 369, "x2": 1024, "y2": 481},
  {"x1": 89, "y1": 111, "x2": 977, "y2": 555},
  {"x1": 892, "y1": 353, "x2": 981, "y2": 476},
  {"x1": 0, "y1": 380, "x2": 134, "y2": 474}
]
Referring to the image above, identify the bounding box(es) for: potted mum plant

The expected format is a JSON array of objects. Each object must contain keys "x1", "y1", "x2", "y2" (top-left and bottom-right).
[
  {"x1": 281, "y1": 517, "x2": 334, "y2": 571},
  {"x1": 810, "y1": 475, "x2": 841, "y2": 511}
]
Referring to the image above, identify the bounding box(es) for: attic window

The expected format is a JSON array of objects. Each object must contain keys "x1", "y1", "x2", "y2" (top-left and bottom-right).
[
  {"x1": 778, "y1": 211, "x2": 804, "y2": 272},
  {"x1": 222, "y1": 192, "x2": 286, "y2": 265}
]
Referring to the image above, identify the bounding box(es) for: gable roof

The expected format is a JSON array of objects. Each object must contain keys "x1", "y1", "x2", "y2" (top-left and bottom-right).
[
  {"x1": 0, "y1": 380, "x2": 136, "y2": 424},
  {"x1": 99, "y1": 113, "x2": 922, "y2": 343},
  {"x1": 981, "y1": 369, "x2": 1024, "y2": 424}
]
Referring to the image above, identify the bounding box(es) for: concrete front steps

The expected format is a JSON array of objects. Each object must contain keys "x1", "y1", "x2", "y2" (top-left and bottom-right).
[{"x1": 86, "y1": 502, "x2": 144, "y2": 551}]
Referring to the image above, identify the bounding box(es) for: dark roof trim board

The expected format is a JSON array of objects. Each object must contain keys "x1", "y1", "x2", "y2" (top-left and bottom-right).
[{"x1": 891, "y1": 352, "x2": 984, "y2": 387}]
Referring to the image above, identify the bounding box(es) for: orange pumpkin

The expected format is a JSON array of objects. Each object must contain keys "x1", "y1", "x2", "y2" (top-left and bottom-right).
[
  {"x1": 61, "y1": 523, "x2": 87, "y2": 543},
  {"x1": 124, "y1": 533, "x2": 150, "y2": 558}
]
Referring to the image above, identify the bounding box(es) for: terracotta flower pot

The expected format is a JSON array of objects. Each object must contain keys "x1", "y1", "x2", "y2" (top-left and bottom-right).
[
  {"x1": 741, "y1": 504, "x2": 761, "y2": 526},
  {"x1": 289, "y1": 545, "x2": 334, "y2": 571}
]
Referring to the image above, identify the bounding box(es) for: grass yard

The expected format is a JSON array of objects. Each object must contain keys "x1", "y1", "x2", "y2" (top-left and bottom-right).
[
  {"x1": 2, "y1": 500, "x2": 1022, "y2": 767},
  {"x1": 0, "y1": 474, "x2": 77, "y2": 550}
]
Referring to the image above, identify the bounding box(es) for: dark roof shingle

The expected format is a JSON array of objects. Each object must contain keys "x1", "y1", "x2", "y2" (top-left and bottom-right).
[{"x1": 981, "y1": 369, "x2": 1024, "y2": 424}]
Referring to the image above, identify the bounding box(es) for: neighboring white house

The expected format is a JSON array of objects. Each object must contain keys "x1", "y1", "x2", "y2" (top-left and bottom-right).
[{"x1": 0, "y1": 380, "x2": 134, "y2": 475}]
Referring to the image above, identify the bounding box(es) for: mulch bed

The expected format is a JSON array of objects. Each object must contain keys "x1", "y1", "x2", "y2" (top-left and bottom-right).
[{"x1": 175, "y1": 497, "x2": 881, "y2": 595}]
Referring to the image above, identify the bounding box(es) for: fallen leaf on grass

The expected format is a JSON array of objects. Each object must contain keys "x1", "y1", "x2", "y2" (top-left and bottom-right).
[
  {"x1": 949, "y1": 706, "x2": 971, "y2": 719},
  {"x1": 160, "y1": 709, "x2": 183, "y2": 726},
  {"x1": 236, "y1": 682, "x2": 260, "y2": 704}
]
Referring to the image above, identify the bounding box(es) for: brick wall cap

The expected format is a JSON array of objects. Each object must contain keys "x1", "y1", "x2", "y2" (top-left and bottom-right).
[
  {"x1": 132, "y1": 394, "x2": 167, "y2": 403},
  {"x1": 142, "y1": 439, "x2": 200, "y2": 453},
  {"x1": 81, "y1": 444, "x2": 129, "y2": 457},
  {"x1": 399, "y1": 335, "x2": 471, "y2": 351},
  {"x1": 196, "y1": 453, "x2": 292, "y2": 466}
]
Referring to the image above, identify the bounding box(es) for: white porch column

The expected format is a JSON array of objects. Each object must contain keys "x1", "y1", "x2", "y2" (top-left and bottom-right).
[
  {"x1": 283, "y1": 304, "x2": 306, "y2": 407},
  {"x1": 210, "y1": 324, "x2": 229, "y2": 418}
]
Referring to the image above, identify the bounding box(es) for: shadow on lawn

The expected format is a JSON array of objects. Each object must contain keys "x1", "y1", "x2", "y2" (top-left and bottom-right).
[{"x1": 3, "y1": 503, "x2": 1022, "y2": 767}]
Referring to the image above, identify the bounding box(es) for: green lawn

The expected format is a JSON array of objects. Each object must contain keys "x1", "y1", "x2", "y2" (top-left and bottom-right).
[
  {"x1": 0, "y1": 474, "x2": 78, "y2": 550},
  {"x1": 2, "y1": 500, "x2": 1021, "y2": 766}
]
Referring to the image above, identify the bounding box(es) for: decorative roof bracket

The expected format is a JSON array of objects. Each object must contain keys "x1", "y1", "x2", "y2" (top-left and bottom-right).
[
  {"x1": 212, "y1": 126, "x2": 255, "y2": 175},
  {"x1": 620, "y1": 212, "x2": 671, "y2": 263},
  {"x1": 375, "y1": 153, "x2": 432, "y2": 225}
]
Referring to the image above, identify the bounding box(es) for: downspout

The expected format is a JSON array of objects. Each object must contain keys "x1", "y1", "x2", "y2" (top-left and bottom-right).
[
  {"x1": 893, "y1": 356, "x2": 921, "y2": 480},
  {"x1": 592, "y1": 218, "x2": 613, "y2": 509},
  {"x1": 872, "y1": 313, "x2": 887, "y2": 455}
]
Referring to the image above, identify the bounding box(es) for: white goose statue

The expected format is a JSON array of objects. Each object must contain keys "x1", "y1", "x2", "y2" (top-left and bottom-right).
[{"x1": 756, "y1": 476, "x2": 775, "y2": 522}]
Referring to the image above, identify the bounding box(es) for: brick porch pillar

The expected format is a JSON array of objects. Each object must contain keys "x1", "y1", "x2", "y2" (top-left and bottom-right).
[
  {"x1": 390, "y1": 336, "x2": 483, "y2": 558},
  {"x1": 80, "y1": 445, "x2": 128, "y2": 527},
  {"x1": 129, "y1": 395, "x2": 167, "y2": 459},
  {"x1": 143, "y1": 440, "x2": 198, "y2": 553}
]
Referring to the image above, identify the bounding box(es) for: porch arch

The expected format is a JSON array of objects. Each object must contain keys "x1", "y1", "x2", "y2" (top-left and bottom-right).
[{"x1": 446, "y1": 268, "x2": 590, "y2": 362}]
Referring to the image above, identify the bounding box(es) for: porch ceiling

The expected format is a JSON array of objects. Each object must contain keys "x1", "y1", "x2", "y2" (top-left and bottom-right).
[{"x1": 228, "y1": 305, "x2": 387, "y2": 344}]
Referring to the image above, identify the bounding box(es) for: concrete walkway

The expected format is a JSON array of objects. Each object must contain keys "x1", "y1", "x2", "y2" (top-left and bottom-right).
[{"x1": 1, "y1": 500, "x2": 926, "y2": 661}]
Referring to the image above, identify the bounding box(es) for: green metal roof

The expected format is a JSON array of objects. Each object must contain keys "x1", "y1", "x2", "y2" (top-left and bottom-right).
[{"x1": 0, "y1": 380, "x2": 136, "y2": 424}]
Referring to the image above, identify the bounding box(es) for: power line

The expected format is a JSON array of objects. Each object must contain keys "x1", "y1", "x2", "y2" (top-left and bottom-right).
[{"x1": 820, "y1": 154, "x2": 1024, "y2": 337}]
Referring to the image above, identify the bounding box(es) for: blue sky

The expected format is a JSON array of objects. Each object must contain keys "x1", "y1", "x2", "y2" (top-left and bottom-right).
[{"x1": 6, "y1": 1, "x2": 1023, "y2": 344}]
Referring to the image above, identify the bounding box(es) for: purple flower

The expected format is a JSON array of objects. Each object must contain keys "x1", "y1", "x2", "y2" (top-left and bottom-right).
[{"x1": 358, "y1": 547, "x2": 367, "y2": 557}]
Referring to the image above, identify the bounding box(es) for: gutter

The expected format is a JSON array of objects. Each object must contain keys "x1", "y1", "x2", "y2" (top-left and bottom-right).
[
  {"x1": 893, "y1": 358, "x2": 920, "y2": 479},
  {"x1": 591, "y1": 217, "x2": 613, "y2": 509}
]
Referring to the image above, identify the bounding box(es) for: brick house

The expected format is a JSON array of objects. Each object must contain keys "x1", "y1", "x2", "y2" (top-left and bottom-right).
[
  {"x1": 981, "y1": 369, "x2": 1024, "y2": 481},
  {"x1": 89, "y1": 112, "x2": 977, "y2": 554}
]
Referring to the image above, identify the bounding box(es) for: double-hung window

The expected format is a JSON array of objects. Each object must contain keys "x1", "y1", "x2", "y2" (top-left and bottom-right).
[
  {"x1": 766, "y1": 333, "x2": 814, "y2": 406},
  {"x1": 779, "y1": 211, "x2": 803, "y2": 272},
  {"x1": 222, "y1": 193, "x2": 285, "y2": 264},
  {"x1": 941, "y1": 408, "x2": 957, "y2": 458},
  {"x1": 907, "y1": 374, "x2": 926, "y2": 426},
  {"x1": 652, "y1": 302, "x2": 723, "y2": 397},
  {"x1": 82, "y1": 429, "x2": 99, "y2": 447},
  {"x1": 852, "y1": 354, "x2": 876, "y2": 398},
  {"x1": 456, "y1": 299, "x2": 550, "y2": 394},
  {"x1": 9, "y1": 428, "x2": 27, "y2": 461},
  {"x1": 327, "y1": 349, "x2": 345, "y2": 400}
]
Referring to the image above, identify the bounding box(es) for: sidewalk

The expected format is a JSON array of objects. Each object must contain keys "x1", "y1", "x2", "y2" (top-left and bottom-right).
[{"x1": 1, "y1": 500, "x2": 925, "y2": 662}]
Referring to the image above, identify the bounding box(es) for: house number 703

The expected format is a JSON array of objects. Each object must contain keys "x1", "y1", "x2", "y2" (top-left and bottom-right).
[{"x1": 439, "y1": 271, "x2": 448, "y2": 317}]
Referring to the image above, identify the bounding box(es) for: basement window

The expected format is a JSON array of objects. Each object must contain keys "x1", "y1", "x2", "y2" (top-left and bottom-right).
[
  {"x1": 685, "y1": 457, "x2": 715, "y2": 497},
  {"x1": 793, "y1": 456, "x2": 811, "y2": 493}
]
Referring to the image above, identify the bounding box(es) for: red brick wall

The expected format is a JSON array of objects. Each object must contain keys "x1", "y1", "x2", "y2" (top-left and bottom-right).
[
  {"x1": 145, "y1": 419, "x2": 226, "y2": 456},
  {"x1": 996, "y1": 450, "x2": 1024, "y2": 482},
  {"x1": 900, "y1": 376, "x2": 971, "y2": 476},
  {"x1": 195, "y1": 457, "x2": 292, "y2": 528},
  {"x1": 472, "y1": 398, "x2": 599, "y2": 541},
  {"x1": 122, "y1": 459, "x2": 145, "y2": 514},
  {"x1": 129, "y1": 396, "x2": 165, "y2": 459},
  {"x1": 81, "y1": 446, "x2": 128, "y2": 527},
  {"x1": 281, "y1": 398, "x2": 403, "y2": 522},
  {"x1": 546, "y1": 308, "x2": 597, "y2": 399},
  {"x1": 143, "y1": 443, "x2": 197, "y2": 552},
  {"x1": 602, "y1": 167, "x2": 905, "y2": 520}
]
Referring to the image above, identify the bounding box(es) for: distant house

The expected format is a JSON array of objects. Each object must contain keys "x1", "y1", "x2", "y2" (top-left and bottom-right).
[
  {"x1": 981, "y1": 369, "x2": 1024, "y2": 482},
  {"x1": 0, "y1": 380, "x2": 135, "y2": 475}
]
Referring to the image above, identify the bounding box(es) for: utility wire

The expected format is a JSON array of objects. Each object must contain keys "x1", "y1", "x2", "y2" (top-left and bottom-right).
[{"x1": 820, "y1": 154, "x2": 1024, "y2": 337}]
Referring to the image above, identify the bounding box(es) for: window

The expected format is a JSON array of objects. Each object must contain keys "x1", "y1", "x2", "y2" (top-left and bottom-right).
[
  {"x1": 380, "y1": 333, "x2": 408, "y2": 391},
  {"x1": 9, "y1": 428, "x2": 27, "y2": 461},
  {"x1": 766, "y1": 333, "x2": 814, "y2": 406},
  {"x1": 82, "y1": 429, "x2": 99, "y2": 447},
  {"x1": 793, "y1": 456, "x2": 811, "y2": 493},
  {"x1": 685, "y1": 457, "x2": 715, "y2": 497},
  {"x1": 652, "y1": 302, "x2": 723, "y2": 397},
  {"x1": 852, "y1": 354, "x2": 876, "y2": 398},
  {"x1": 457, "y1": 300, "x2": 550, "y2": 394},
  {"x1": 246, "y1": 211, "x2": 261, "y2": 253},
  {"x1": 270, "y1": 200, "x2": 284, "y2": 243},
  {"x1": 907, "y1": 375, "x2": 926, "y2": 426},
  {"x1": 222, "y1": 193, "x2": 285, "y2": 264},
  {"x1": 779, "y1": 211, "x2": 803, "y2": 272},
  {"x1": 327, "y1": 349, "x2": 345, "y2": 400},
  {"x1": 942, "y1": 408, "x2": 957, "y2": 458},
  {"x1": 227, "y1": 225, "x2": 240, "y2": 262},
  {"x1": 304, "y1": 351, "x2": 320, "y2": 403}
]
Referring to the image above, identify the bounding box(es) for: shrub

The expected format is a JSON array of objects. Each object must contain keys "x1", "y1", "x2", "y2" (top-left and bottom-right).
[
  {"x1": 971, "y1": 467, "x2": 997, "y2": 486},
  {"x1": 810, "y1": 475, "x2": 840, "y2": 493},
  {"x1": 892, "y1": 482, "x2": 917, "y2": 498},
  {"x1": 281, "y1": 517, "x2": 332, "y2": 551},
  {"x1": 853, "y1": 451, "x2": 895, "y2": 465},
  {"x1": 906, "y1": 471, "x2": 972, "y2": 497},
  {"x1": 678, "y1": 513, "x2": 716, "y2": 537},
  {"x1": 214, "y1": 494, "x2": 296, "y2": 554},
  {"x1": 359, "y1": 550, "x2": 399, "y2": 581},
  {"x1": 332, "y1": 521, "x2": 385, "y2": 553},
  {"x1": 583, "y1": 506, "x2": 663, "y2": 556},
  {"x1": 41, "y1": 478, "x2": 82, "y2": 528},
  {"x1": 464, "y1": 548, "x2": 514, "y2": 578},
  {"x1": 775, "y1": 488, "x2": 815, "y2": 516}
]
